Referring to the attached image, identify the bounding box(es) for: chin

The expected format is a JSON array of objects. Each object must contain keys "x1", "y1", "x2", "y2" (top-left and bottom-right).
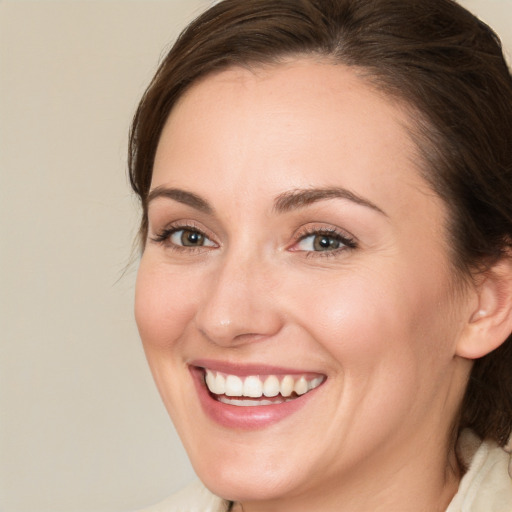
[{"x1": 198, "y1": 460, "x2": 299, "y2": 504}]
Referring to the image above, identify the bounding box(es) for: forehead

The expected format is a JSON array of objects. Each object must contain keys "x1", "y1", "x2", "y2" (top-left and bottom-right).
[{"x1": 152, "y1": 59, "x2": 434, "y2": 214}]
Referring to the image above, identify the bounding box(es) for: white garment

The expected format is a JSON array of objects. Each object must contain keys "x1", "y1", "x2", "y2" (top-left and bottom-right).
[
  {"x1": 446, "y1": 430, "x2": 512, "y2": 512},
  {"x1": 140, "y1": 431, "x2": 512, "y2": 512}
]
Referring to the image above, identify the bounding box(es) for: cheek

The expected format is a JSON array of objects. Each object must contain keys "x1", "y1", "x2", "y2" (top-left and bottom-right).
[
  {"x1": 134, "y1": 258, "x2": 202, "y2": 427},
  {"x1": 134, "y1": 258, "x2": 198, "y2": 350},
  {"x1": 285, "y1": 263, "x2": 460, "y2": 444},
  {"x1": 285, "y1": 259, "x2": 457, "y2": 372}
]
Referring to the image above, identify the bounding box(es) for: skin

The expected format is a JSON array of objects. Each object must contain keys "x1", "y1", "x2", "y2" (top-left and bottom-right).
[{"x1": 135, "y1": 60, "x2": 478, "y2": 511}]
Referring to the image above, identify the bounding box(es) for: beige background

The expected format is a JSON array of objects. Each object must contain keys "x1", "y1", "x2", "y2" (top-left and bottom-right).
[{"x1": 0, "y1": 1, "x2": 510, "y2": 511}]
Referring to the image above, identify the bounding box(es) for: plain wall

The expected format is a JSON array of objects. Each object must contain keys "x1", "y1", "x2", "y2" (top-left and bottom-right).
[{"x1": 0, "y1": 1, "x2": 510, "y2": 511}]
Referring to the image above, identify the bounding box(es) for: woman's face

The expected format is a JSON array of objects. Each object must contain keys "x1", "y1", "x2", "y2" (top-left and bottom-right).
[{"x1": 135, "y1": 61, "x2": 472, "y2": 507}]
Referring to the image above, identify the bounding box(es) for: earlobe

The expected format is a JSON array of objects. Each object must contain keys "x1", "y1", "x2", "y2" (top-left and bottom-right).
[{"x1": 456, "y1": 256, "x2": 512, "y2": 359}]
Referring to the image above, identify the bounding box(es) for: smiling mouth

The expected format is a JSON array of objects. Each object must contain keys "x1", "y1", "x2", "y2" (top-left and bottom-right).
[{"x1": 202, "y1": 368, "x2": 326, "y2": 407}]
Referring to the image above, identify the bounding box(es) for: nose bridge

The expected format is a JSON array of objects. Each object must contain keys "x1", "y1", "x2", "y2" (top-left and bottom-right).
[{"x1": 195, "y1": 248, "x2": 281, "y2": 346}]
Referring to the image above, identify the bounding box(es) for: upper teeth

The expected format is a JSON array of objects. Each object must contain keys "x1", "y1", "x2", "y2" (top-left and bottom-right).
[{"x1": 204, "y1": 369, "x2": 324, "y2": 398}]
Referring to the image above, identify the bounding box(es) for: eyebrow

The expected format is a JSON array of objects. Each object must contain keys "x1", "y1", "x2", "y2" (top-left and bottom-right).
[
  {"x1": 146, "y1": 185, "x2": 386, "y2": 217},
  {"x1": 273, "y1": 187, "x2": 387, "y2": 216},
  {"x1": 147, "y1": 186, "x2": 213, "y2": 214}
]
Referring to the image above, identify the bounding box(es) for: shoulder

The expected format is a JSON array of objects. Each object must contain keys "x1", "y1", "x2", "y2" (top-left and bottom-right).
[
  {"x1": 446, "y1": 430, "x2": 512, "y2": 512},
  {"x1": 137, "y1": 480, "x2": 228, "y2": 512}
]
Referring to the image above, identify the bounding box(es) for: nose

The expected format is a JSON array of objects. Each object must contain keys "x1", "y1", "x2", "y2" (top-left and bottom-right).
[{"x1": 194, "y1": 252, "x2": 284, "y2": 347}]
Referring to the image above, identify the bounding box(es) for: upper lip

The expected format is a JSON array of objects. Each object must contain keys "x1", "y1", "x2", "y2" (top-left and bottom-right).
[{"x1": 189, "y1": 358, "x2": 326, "y2": 378}]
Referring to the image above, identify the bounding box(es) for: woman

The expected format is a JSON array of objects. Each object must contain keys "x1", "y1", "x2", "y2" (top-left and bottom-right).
[{"x1": 130, "y1": 0, "x2": 512, "y2": 510}]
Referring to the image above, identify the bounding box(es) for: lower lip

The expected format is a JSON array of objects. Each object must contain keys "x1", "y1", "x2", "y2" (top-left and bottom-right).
[{"x1": 190, "y1": 366, "x2": 321, "y2": 430}]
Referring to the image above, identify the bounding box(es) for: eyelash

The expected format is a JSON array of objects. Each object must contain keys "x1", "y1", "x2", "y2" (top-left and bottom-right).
[
  {"x1": 292, "y1": 226, "x2": 357, "y2": 258},
  {"x1": 150, "y1": 222, "x2": 217, "y2": 253},
  {"x1": 150, "y1": 223, "x2": 357, "y2": 257}
]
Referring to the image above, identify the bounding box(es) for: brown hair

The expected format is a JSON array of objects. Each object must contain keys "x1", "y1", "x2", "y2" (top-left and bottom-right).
[{"x1": 129, "y1": 0, "x2": 512, "y2": 445}]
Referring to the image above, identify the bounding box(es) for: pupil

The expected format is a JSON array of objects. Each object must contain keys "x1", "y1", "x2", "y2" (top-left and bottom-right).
[
  {"x1": 182, "y1": 230, "x2": 203, "y2": 246},
  {"x1": 314, "y1": 235, "x2": 339, "y2": 251}
]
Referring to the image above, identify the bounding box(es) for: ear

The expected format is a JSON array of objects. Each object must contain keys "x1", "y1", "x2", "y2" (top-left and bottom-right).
[{"x1": 456, "y1": 255, "x2": 512, "y2": 359}]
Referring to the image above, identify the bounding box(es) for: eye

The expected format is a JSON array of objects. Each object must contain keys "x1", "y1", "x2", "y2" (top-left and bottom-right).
[
  {"x1": 169, "y1": 228, "x2": 216, "y2": 247},
  {"x1": 150, "y1": 224, "x2": 217, "y2": 250},
  {"x1": 292, "y1": 228, "x2": 357, "y2": 254},
  {"x1": 296, "y1": 233, "x2": 344, "y2": 251}
]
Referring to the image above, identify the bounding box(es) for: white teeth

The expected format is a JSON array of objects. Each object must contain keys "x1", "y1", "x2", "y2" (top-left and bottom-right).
[
  {"x1": 263, "y1": 375, "x2": 280, "y2": 397},
  {"x1": 203, "y1": 369, "x2": 325, "y2": 402},
  {"x1": 219, "y1": 396, "x2": 294, "y2": 406},
  {"x1": 205, "y1": 369, "x2": 216, "y2": 391},
  {"x1": 225, "y1": 375, "x2": 243, "y2": 396},
  {"x1": 213, "y1": 373, "x2": 225, "y2": 395},
  {"x1": 309, "y1": 377, "x2": 323, "y2": 390},
  {"x1": 294, "y1": 376, "x2": 308, "y2": 395},
  {"x1": 280, "y1": 375, "x2": 294, "y2": 397},
  {"x1": 243, "y1": 376, "x2": 263, "y2": 397}
]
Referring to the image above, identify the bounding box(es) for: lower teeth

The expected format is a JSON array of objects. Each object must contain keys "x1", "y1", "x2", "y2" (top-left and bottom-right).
[{"x1": 217, "y1": 395, "x2": 294, "y2": 406}]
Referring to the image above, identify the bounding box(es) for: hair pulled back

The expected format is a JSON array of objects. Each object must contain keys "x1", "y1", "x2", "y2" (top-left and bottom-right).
[{"x1": 129, "y1": 0, "x2": 512, "y2": 445}]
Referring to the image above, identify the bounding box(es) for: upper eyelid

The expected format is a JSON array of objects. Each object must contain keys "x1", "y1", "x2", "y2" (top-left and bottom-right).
[
  {"x1": 149, "y1": 220, "x2": 218, "y2": 246},
  {"x1": 293, "y1": 223, "x2": 357, "y2": 241},
  {"x1": 152, "y1": 220, "x2": 210, "y2": 236},
  {"x1": 148, "y1": 209, "x2": 225, "y2": 234}
]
